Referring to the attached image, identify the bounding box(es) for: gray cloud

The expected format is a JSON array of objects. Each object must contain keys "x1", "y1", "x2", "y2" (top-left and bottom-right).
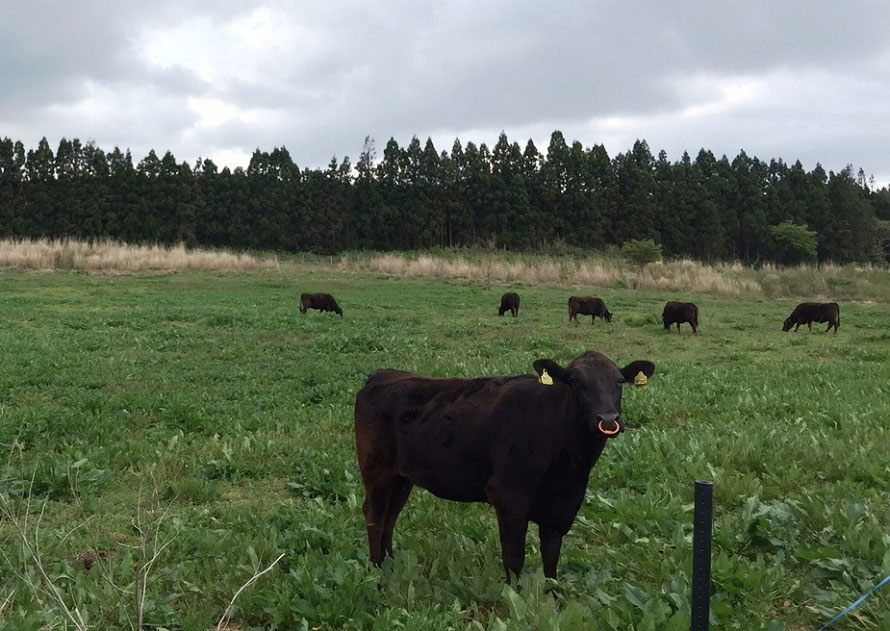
[{"x1": 1, "y1": 0, "x2": 888, "y2": 185}]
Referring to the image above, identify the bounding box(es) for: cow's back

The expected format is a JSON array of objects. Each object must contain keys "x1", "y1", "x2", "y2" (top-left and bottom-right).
[
  {"x1": 792, "y1": 302, "x2": 838, "y2": 322},
  {"x1": 499, "y1": 292, "x2": 520, "y2": 315},
  {"x1": 355, "y1": 371, "x2": 544, "y2": 502},
  {"x1": 569, "y1": 296, "x2": 604, "y2": 314},
  {"x1": 663, "y1": 301, "x2": 697, "y2": 320}
]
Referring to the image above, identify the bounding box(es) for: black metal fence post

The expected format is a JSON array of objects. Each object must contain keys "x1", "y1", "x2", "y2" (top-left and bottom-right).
[{"x1": 691, "y1": 480, "x2": 713, "y2": 631}]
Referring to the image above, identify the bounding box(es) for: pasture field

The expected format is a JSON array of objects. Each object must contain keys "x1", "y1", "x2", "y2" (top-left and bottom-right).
[{"x1": 1, "y1": 265, "x2": 889, "y2": 630}]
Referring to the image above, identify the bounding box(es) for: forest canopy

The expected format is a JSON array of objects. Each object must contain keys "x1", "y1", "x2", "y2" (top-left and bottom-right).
[{"x1": 1, "y1": 132, "x2": 888, "y2": 263}]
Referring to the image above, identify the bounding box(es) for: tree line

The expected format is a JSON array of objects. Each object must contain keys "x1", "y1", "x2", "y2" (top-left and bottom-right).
[{"x1": 1, "y1": 132, "x2": 888, "y2": 263}]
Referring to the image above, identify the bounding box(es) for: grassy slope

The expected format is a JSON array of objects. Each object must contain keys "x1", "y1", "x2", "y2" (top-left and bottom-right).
[{"x1": 1, "y1": 266, "x2": 889, "y2": 630}]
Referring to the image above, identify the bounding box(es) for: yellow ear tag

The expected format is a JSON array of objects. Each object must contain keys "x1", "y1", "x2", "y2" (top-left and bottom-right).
[
  {"x1": 634, "y1": 371, "x2": 648, "y2": 389},
  {"x1": 539, "y1": 369, "x2": 554, "y2": 386}
]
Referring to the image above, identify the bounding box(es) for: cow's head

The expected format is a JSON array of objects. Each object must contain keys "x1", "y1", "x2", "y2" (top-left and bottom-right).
[
  {"x1": 533, "y1": 351, "x2": 654, "y2": 437},
  {"x1": 604, "y1": 309, "x2": 613, "y2": 323},
  {"x1": 782, "y1": 317, "x2": 793, "y2": 332}
]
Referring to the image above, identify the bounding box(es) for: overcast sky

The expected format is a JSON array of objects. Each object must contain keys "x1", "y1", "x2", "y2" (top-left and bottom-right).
[{"x1": 2, "y1": 1, "x2": 888, "y2": 186}]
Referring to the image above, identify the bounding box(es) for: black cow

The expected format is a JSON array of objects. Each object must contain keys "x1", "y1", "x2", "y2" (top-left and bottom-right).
[
  {"x1": 783, "y1": 302, "x2": 839, "y2": 334},
  {"x1": 300, "y1": 292, "x2": 343, "y2": 317},
  {"x1": 354, "y1": 351, "x2": 656, "y2": 581},
  {"x1": 498, "y1": 292, "x2": 520, "y2": 317},
  {"x1": 568, "y1": 296, "x2": 612, "y2": 325},
  {"x1": 662, "y1": 301, "x2": 699, "y2": 335}
]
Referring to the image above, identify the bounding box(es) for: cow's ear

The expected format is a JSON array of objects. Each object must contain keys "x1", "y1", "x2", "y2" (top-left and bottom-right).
[
  {"x1": 533, "y1": 359, "x2": 571, "y2": 384},
  {"x1": 620, "y1": 360, "x2": 655, "y2": 383}
]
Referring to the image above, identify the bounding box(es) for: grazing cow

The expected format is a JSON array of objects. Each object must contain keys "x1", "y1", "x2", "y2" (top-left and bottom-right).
[
  {"x1": 354, "y1": 351, "x2": 656, "y2": 581},
  {"x1": 498, "y1": 292, "x2": 520, "y2": 317},
  {"x1": 300, "y1": 292, "x2": 343, "y2": 317},
  {"x1": 662, "y1": 301, "x2": 699, "y2": 335},
  {"x1": 783, "y1": 302, "x2": 839, "y2": 334},
  {"x1": 568, "y1": 296, "x2": 612, "y2": 325}
]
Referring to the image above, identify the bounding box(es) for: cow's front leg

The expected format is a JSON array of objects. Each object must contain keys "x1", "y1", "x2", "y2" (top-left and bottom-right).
[
  {"x1": 538, "y1": 526, "x2": 563, "y2": 579},
  {"x1": 493, "y1": 505, "x2": 529, "y2": 582}
]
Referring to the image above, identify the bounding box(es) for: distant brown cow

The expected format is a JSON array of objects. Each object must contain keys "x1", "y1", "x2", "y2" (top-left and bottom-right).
[
  {"x1": 568, "y1": 296, "x2": 612, "y2": 325},
  {"x1": 783, "y1": 302, "x2": 839, "y2": 334},
  {"x1": 354, "y1": 351, "x2": 656, "y2": 581},
  {"x1": 499, "y1": 292, "x2": 520, "y2": 317},
  {"x1": 300, "y1": 293, "x2": 343, "y2": 317},
  {"x1": 662, "y1": 301, "x2": 699, "y2": 335}
]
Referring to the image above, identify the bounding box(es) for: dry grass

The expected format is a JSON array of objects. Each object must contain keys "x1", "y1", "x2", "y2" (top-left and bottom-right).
[
  {"x1": 0, "y1": 239, "x2": 277, "y2": 273},
  {"x1": 345, "y1": 253, "x2": 763, "y2": 297},
  {"x1": 3, "y1": 241, "x2": 886, "y2": 301},
  {"x1": 343, "y1": 252, "x2": 890, "y2": 301},
  {"x1": 352, "y1": 254, "x2": 564, "y2": 285}
]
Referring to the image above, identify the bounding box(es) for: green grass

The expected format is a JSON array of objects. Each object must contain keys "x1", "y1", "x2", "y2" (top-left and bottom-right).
[{"x1": 1, "y1": 267, "x2": 889, "y2": 630}]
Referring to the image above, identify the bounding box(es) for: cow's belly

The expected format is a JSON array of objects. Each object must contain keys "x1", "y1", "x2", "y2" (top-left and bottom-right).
[
  {"x1": 395, "y1": 421, "x2": 492, "y2": 503},
  {"x1": 397, "y1": 449, "x2": 491, "y2": 503},
  {"x1": 413, "y1": 474, "x2": 489, "y2": 503}
]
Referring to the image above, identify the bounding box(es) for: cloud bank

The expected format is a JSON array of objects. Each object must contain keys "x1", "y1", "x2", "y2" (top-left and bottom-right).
[{"x1": 2, "y1": 1, "x2": 888, "y2": 184}]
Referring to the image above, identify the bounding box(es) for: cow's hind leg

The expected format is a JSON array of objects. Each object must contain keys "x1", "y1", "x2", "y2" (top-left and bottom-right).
[
  {"x1": 538, "y1": 526, "x2": 564, "y2": 580},
  {"x1": 381, "y1": 476, "x2": 413, "y2": 558},
  {"x1": 362, "y1": 478, "x2": 397, "y2": 566}
]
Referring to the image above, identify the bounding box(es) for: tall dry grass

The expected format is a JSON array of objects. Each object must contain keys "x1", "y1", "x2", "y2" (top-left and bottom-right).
[
  {"x1": 343, "y1": 252, "x2": 890, "y2": 301},
  {"x1": 0, "y1": 239, "x2": 277, "y2": 273},
  {"x1": 345, "y1": 253, "x2": 760, "y2": 297}
]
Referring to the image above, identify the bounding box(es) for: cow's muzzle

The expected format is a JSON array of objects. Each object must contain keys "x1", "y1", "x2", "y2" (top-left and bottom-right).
[{"x1": 596, "y1": 414, "x2": 623, "y2": 437}]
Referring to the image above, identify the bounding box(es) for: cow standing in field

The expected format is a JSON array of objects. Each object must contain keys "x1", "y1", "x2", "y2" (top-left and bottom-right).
[
  {"x1": 662, "y1": 301, "x2": 699, "y2": 335},
  {"x1": 783, "y1": 302, "x2": 839, "y2": 334},
  {"x1": 568, "y1": 296, "x2": 612, "y2": 325},
  {"x1": 498, "y1": 292, "x2": 520, "y2": 317},
  {"x1": 300, "y1": 293, "x2": 343, "y2": 317},
  {"x1": 354, "y1": 351, "x2": 655, "y2": 581}
]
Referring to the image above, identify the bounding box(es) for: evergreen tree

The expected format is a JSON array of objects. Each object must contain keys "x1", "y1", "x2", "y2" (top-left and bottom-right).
[
  {"x1": 731, "y1": 150, "x2": 769, "y2": 261},
  {"x1": 0, "y1": 138, "x2": 26, "y2": 236},
  {"x1": 24, "y1": 138, "x2": 56, "y2": 236},
  {"x1": 446, "y1": 139, "x2": 474, "y2": 246},
  {"x1": 611, "y1": 140, "x2": 658, "y2": 244}
]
